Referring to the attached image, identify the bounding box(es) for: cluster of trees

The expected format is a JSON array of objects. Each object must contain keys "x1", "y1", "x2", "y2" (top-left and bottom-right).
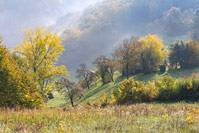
[
  {"x1": 2, "y1": 26, "x2": 199, "y2": 108},
  {"x1": 0, "y1": 27, "x2": 69, "y2": 108},
  {"x1": 77, "y1": 33, "x2": 199, "y2": 94},
  {"x1": 169, "y1": 40, "x2": 199, "y2": 69},
  {"x1": 77, "y1": 34, "x2": 168, "y2": 88}
]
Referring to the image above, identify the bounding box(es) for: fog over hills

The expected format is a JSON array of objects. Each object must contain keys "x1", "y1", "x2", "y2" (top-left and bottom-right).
[
  {"x1": 0, "y1": 0, "x2": 102, "y2": 48},
  {"x1": 57, "y1": 0, "x2": 199, "y2": 78},
  {"x1": 1, "y1": 0, "x2": 199, "y2": 78}
]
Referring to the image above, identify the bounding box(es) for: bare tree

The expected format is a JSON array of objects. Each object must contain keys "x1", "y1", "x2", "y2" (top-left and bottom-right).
[
  {"x1": 76, "y1": 64, "x2": 95, "y2": 89},
  {"x1": 59, "y1": 77, "x2": 84, "y2": 107}
]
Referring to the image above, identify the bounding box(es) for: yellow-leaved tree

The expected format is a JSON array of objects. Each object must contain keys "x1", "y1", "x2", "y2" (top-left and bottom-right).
[
  {"x1": 139, "y1": 34, "x2": 168, "y2": 74},
  {"x1": 15, "y1": 27, "x2": 68, "y2": 101}
]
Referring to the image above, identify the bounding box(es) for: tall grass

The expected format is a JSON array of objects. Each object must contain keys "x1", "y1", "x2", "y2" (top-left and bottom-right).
[{"x1": 1, "y1": 103, "x2": 199, "y2": 132}]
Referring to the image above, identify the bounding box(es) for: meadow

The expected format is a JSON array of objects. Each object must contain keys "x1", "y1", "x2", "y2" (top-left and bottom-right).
[
  {"x1": 2, "y1": 67, "x2": 199, "y2": 133},
  {"x1": 1, "y1": 103, "x2": 199, "y2": 132}
]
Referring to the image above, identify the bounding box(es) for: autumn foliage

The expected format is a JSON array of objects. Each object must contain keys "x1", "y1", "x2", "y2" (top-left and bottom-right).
[{"x1": 0, "y1": 42, "x2": 43, "y2": 108}]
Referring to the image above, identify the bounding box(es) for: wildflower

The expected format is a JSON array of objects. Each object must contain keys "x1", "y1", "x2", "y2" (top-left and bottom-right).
[
  {"x1": 58, "y1": 121, "x2": 65, "y2": 132},
  {"x1": 186, "y1": 115, "x2": 195, "y2": 123},
  {"x1": 162, "y1": 114, "x2": 169, "y2": 118},
  {"x1": 102, "y1": 92, "x2": 107, "y2": 104},
  {"x1": 111, "y1": 90, "x2": 116, "y2": 104},
  {"x1": 139, "y1": 126, "x2": 144, "y2": 130}
]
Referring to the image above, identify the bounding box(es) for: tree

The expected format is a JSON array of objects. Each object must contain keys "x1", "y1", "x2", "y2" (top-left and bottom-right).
[
  {"x1": 0, "y1": 38, "x2": 43, "y2": 108},
  {"x1": 113, "y1": 37, "x2": 141, "y2": 79},
  {"x1": 139, "y1": 34, "x2": 168, "y2": 74},
  {"x1": 169, "y1": 40, "x2": 186, "y2": 68},
  {"x1": 169, "y1": 40, "x2": 199, "y2": 69},
  {"x1": 76, "y1": 64, "x2": 95, "y2": 89},
  {"x1": 107, "y1": 58, "x2": 115, "y2": 82},
  {"x1": 59, "y1": 77, "x2": 84, "y2": 107},
  {"x1": 93, "y1": 55, "x2": 111, "y2": 85},
  {"x1": 14, "y1": 27, "x2": 68, "y2": 101}
]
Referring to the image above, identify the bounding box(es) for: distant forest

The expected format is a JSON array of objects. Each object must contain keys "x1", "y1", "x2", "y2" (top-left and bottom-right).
[{"x1": 58, "y1": 0, "x2": 199, "y2": 78}]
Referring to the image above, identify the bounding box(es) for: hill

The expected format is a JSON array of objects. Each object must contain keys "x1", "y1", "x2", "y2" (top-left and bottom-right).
[
  {"x1": 48, "y1": 67, "x2": 199, "y2": 107},
  {"x1": 57, "y1": 0, "x2": 199, "y2": 78}
]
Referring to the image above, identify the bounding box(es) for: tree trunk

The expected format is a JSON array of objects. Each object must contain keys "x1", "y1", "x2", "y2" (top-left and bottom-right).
[
  {"x1": 101, "y1": 74, "x2": 105, "y2": 85},
  {"x1": 108, "y1": 71, "x2": 114, "y2": 82},
  {"x1": 86, "y1": 80, "x2": 90, "y2": 89},
  {"x1": 126, "y1": 63, "x2": 129, "y2": 79},
  {"x1": 70, "y1": 97, "x2": 74, "y2": 107}
]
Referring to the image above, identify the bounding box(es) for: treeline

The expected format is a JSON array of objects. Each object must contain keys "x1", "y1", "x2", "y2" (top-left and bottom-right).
[
  {"x1": 77, "y1": 34, "x2": 168, "y2": 88},
  {"x1": 76, "y1": 34, "x2": 199, "y2": 105}
]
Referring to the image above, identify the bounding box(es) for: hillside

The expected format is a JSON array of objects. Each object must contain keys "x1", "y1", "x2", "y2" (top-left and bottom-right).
[
  {"x1": 48, "y1": 67, "x2": 199, "y2": 107},
  {"x1": 58, "y1": 0, "x2": 199, "y2": 78}
]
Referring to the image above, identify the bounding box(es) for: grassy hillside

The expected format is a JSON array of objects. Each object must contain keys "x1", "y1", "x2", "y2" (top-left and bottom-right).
[{"x1": 48, "y1": 67, "x2": 199, "y2": 107}]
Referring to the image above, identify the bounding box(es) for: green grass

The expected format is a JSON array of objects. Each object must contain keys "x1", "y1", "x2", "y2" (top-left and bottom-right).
[{"x1": 48, "y1": 67, "x2": 199, "y2": 107}]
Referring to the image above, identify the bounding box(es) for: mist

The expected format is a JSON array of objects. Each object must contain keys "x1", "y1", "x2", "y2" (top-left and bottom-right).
[
  {"x1": 0, "y1": 0, "x2": 103, "y2": 48},
  {"x1": 58, "y1": 0, "x2": 199, "y2": 78}
]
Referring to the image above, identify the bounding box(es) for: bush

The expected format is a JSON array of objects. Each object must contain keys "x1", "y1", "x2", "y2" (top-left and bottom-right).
[
  {"x1": 116, "y1": 78, "x2": 158, "y2": 104},
  {"x1": 177, "y1": 78, "x2": 199, "y2": 100},
  {"x1": 115, "y1": 75, "x2": 199, "y2": 104},
  {"x1": 156, "y1": 76, "x2": 178, "y2": 101}
]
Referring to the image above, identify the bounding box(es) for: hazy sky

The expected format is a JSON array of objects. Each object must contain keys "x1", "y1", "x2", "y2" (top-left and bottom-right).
[{"x1": 0, "y1": 0, "x2": 103, "y2": 48}]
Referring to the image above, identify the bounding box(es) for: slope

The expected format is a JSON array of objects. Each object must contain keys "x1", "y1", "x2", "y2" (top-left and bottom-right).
[{"x1": 48, "y1": 67, "x2": 199, "y2": 107}]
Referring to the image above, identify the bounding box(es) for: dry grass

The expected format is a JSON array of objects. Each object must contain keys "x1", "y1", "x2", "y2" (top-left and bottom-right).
[{"x1": 1, "y1": 103, "x2": 199, "y2": 132}]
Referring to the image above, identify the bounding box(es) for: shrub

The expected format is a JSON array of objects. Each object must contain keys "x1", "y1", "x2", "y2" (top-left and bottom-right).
[
  {"x1": 156, "y1": 75, "x2": 178, "y2": 101},
  {"x1": 116, "y1": 78, "x2": 158, "y2": 104},
  {"x1": 177, "y1": 78, "x2": 199, "y2": 100}
]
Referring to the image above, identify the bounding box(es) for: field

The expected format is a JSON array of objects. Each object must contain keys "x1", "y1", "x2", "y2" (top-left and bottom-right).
[
  {"x1": 1, "y1": 103, "x2": 199, "y2": 132},
  {"x1": 2, "y1": 68, "x2": 199, "y2": 132}
]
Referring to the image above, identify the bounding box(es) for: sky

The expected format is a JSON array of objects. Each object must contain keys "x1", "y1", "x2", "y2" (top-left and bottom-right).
[{"x1": 0, "y1": 0, "x2": 103, "y2": 48}]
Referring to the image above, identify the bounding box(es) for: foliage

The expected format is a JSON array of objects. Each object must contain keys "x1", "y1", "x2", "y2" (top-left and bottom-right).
[
  {"x1": 0, "y1": 43, "x2": 43, "y2": 108},
  {"x1": 116, "y1": 78, "x2": 158, "y2": 104},
  {"x1": 113, "y1": 36, "x2": 141, "y2": 79},
  {"x1": 114, "y1": 75, "x2": 199, "y2": 104},
  {"x1": 169, "y1": 40, "x2": 199, "y2": 69},
  {"x1": 113, "y1": 34, "x2": 168, "y2": 77},
  {"x1": 15, "y1": 27, "x2": 68, "y2": 101},
  {"x1": 177, "y1": 78, "x2": 199, "y2": 100},
  {"x1": 155, "y1": 76, "x2": 178, "y2": 101},
  {"x1": 139, "y1": 34, "x2": 168, "y2": 74}
]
